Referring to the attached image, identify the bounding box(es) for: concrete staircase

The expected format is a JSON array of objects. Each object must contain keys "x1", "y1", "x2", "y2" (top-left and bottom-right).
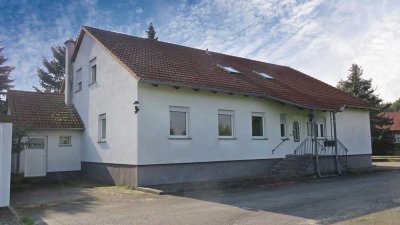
[{"x1": 269, "y1": 155, "x2": 313, "y2": 179}]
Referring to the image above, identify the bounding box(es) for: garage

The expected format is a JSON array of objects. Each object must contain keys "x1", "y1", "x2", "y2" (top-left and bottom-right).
[{"x1": 0, "y1": 116, "x2": 12, "y2": 207}]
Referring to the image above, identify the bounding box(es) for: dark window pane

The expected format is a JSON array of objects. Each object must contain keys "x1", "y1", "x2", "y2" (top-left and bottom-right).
[
  {"x1": 218, "y1": 114, "x2": 232, "y2": 136},
  {"x1": 280, "y1": 124, "x2": 285, "y2": 137},
  {"x1": 170, "y1": 111, "x2": 187, "y2": 136},
  {"x1": 91, "y1": 65, "x2": 97, "y2": 82},
  {"x1": 320, "y1": 124, "x2": 324, "y2": 137},
  {"x1": 252, "y1": 116, "x2": 263, "y2": 136},
  {"x1": 101, "y1": 118, "x2": 107, "y2": 139}
]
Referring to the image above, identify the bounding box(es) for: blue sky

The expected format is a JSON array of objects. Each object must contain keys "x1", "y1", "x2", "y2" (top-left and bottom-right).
[{"x1": 1, "y1": 0, "x2": 399, "y2": 102}]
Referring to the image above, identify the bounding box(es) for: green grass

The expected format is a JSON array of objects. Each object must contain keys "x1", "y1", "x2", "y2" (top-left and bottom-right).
[{"x1": 21, "y1": 216, "x2": 34, "y2": 225}]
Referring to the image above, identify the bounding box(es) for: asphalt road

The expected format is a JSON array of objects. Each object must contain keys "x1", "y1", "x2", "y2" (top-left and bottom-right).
[{"x1": 12, "y1": 170, "x2": 400, "y2": 225}]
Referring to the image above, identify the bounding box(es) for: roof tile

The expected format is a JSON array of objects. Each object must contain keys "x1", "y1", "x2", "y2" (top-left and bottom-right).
[{"x1": 7, "y1": 90, "x2": 84, "y2": 129}]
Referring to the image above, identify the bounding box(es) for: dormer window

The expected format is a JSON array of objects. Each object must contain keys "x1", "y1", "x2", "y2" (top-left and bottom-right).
[
  {"x1": 253, "y1": 71, "x2": 274, "y2": 79},
  {"x1": 217, "y1": 64, "x2": 241, "y2": 74}
]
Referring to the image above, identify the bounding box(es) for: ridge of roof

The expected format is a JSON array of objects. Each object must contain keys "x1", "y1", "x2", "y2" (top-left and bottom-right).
[{"x1": 8, "y1": 89, "x2": 63, "y2": 96}]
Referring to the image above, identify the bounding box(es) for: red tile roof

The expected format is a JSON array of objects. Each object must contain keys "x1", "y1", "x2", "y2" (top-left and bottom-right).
[
  {"x1": 382, "y1": 112, "x2": 400, "y2": 131},
  {"x1": 7, "y1": 90, "x2": 84, "y2": 129},
  {"x1": 74, "y1": 26, "x2": 372, "y2": 111}
]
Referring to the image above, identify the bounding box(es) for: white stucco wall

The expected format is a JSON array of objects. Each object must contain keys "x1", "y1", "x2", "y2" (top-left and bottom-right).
[
  {"x1": 138, "y1": 84, "x2": 329, "y2": 165},
  {"x1": 72, "y1": 33, "x2": 138, "y2": 165},
  {"x1": 0, "y1": 122, "x2": 12, "y2": 207},
  {"x1": 336, "y1": 108, "x2": 372, "y2": 155},
  {"x1": 137, "y1": 84, "x2": 372, "y2": 165}
]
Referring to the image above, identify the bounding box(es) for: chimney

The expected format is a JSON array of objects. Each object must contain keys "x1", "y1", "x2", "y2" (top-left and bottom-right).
[{"x1": 64, "y1": 39, "x2": 75, "y2": 106}]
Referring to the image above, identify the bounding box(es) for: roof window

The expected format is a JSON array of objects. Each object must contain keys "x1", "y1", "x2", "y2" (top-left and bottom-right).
[
  {"x1": 218, "y1": 64, "x2": 241, "y2": 74},
  {"x1": 253, "y1": 71, "x2": 274, "y2": 79}
]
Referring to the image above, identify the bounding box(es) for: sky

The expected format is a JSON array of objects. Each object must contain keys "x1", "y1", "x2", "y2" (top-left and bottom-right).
[{"x1": 0, "y1": 0, "x2": 399, "y2": 102}]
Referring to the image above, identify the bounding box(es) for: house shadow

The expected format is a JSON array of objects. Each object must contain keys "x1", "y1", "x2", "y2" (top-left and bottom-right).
[
  {"x1": 10, "y1": 176, "x2": 103, "y2": 225},
  {"x1": 160, "y1": 170, "x2": 400, "y2": 224}
]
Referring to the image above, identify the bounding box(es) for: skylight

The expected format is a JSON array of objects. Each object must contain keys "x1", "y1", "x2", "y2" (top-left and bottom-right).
[
  {"x1": 253, "y1": 71, "x2": 275, "y2": 80},
  {"x1": 218, "y1": 64, "x2": 241, "y2": 74}
]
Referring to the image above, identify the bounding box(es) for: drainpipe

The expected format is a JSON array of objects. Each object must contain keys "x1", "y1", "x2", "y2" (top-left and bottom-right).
[
  {"x1": 313, "y1": 109, "x2": 322, "y2": 178},
  {"x1": 333, "y1": 112, "x2": 341, "y2": 174}
]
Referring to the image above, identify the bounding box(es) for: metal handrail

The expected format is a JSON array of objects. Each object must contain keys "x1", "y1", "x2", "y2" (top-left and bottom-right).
[
  {"x1": 272, "y1": 138, "x2": 289, "y2": 154},
  {"x1": 293, "y1": 137, "x2": 312, "y2": 155}
]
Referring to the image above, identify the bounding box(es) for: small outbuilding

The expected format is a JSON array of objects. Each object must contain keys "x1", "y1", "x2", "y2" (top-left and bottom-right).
[{"x1": 7, "y1": 90, "x2": 84, "y2": 178}]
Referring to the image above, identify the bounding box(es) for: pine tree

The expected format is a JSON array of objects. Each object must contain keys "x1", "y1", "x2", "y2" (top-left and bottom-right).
[
  {"x1": 0, "y1": 47, "x2": 15, "y2": 112},
  {"x1": 338, "y1": 64, "x2": 394, "y2": 154},
  {"x1": 389, "y1": 98, "x2": 400, "y2": 112},
  {"x1": 33, "y1": 45, "x2": 65, "y2": 93},
  {"x1": 146, "y1": 22, "x2": 158, "y2": 40}
]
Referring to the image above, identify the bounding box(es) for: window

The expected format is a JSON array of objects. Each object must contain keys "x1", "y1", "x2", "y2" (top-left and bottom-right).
[
  {"x1": 253, "y1": 71, "x2": 274, "y2": 79},
  {"x1": 252, "y1": 112, "x2": 265, "y2": 138},
  {"x1": 218, "y1": 110, "x2": 234, "y2": 138},
  {"x1": 169, "y1": 107, "x2": 189, "y2": 138},
  {"x1": 75, "y1": 68, "x2": 82, "y2": 92},
  {"x1": 98, "y1": 114, "x2": 107, "y2": 142},
  {"x1": 307, "y1": 118, "x2": 326, "y2": 138},
  {"x1": 394, "y1": 134, "x2": 400, "y2": 143},
  {"x1": 280, "y1": 114, "x2": 287, "y2": 138},
  {"x1": 89, "y1": 58, "x2": 97, "y2": 84},
  {"x1": 59, "y1": 136, "x2": 71, "y2": 146},
  {"x1": 28, "y1": 138, "x2": 45, "y2": 149},
  {"x1": 217, "y1": 64, "x2": 241, "y2": 74}
]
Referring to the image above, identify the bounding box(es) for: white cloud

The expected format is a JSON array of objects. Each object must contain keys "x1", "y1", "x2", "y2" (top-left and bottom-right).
[{"x1": 159, "y1": 0, "x2": 400, "y2": 102}]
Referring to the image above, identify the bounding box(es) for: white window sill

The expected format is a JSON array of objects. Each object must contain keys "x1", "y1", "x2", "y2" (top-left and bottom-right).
[
  {"x1": 74, "y1": 89, "x2": 82, "y2": 93},
  {"x1": 88, "y1": 82, "x2": 96, "y2": 86},
  {"x1": 59, "y1": 144, "x2": 72, "y2": 147},
  {"x1": 218, "y1": 137, "x2": 237, "y2": 140},
  {"x1": 169, "y1": 137, "x2": 192, "y2": 140},
  {"x1": 252, "y1": 137, "x2": 268, "y2": 140},
  {"x1": 98, "y1": 140, "x2": 107, "y2": 143}
]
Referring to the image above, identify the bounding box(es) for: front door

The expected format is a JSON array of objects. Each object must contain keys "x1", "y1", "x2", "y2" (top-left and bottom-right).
[
  {"x1": 292, "y1": 121, "x2": 300, "y2": 142},
  {"x1": 24, "y1": 137, "x2": 47, "y2": 177}
]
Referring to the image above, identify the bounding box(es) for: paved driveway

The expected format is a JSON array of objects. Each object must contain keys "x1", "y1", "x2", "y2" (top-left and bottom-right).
[{"x1": 11, "y1": 170, "x2": 400, "y2": 225}]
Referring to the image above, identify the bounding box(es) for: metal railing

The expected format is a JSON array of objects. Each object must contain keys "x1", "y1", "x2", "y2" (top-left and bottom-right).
[
  {"x1": 272, "y1": 138, "x2": 289, "y2": 154},
  {"x1": 293, "y1": 137, "x2": 313, "y2": 155},
  {"x1": 293, "y1": 137, "x2": 349, "y2": 158}
]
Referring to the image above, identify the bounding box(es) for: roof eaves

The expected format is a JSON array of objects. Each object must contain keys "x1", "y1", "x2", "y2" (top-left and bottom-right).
[{"x1": 139, "y1": 79, "x2": 340, "y2": 112}]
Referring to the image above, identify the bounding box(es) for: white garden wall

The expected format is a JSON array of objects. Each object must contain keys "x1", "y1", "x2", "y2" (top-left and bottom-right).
[{"x1": 0, "y1": 122, "x2": 12, "y2": 207}]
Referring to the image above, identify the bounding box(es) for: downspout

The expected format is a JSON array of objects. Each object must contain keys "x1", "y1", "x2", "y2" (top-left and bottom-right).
[
  {"x1": 313, "y1": 109, "x2": 322, "y2": 178},
  {"x1": 333, "y1": 112, "x2": 341, "y2": 174}
]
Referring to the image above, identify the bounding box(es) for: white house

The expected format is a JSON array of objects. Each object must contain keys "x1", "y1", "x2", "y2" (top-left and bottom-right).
[{"x1": 8, "y1": 26, "x2": 373, "y2": 187}]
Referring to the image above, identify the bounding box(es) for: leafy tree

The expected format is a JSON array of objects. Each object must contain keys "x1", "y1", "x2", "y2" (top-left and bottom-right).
[
  {"x1": 12, "y1": 124, "x2": 31, "y2": 175},
  {"x1": 33, "y1": 45, "x2": 65, "y2": 93},
  {"x1": 146, "y1": 22, "x2": 158, "y2": 40},
  {"x1": 337, "y1": 64, "x2": 394, "y2": 155},
  {"x1": 389, "y1": 98, "x2": 400, "y2": 112},
  {"x1": 0, "y1": 47, "x2": 15, "y2": 112}
]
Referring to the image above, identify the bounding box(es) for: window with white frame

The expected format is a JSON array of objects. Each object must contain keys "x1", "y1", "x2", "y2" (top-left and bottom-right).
[
  {"x1": 218, "y1": 110, "x2": 234, "y2": 138},
  {"x1": 59, "y1": 136, "x2": 71, "y2": 146},
  {"x1": 169, "y1": 106, "x2": 189, "y2": 138},
  {"x1": 280, "y1": 114, "x2": 287, "y2": 138},
  {"x1": 307, "y1": 117, "x2": 326, "y2": 138},
  {"x1": 394, "y1": 133, "x2": 400, "y2": 143},
  {"x1": 252, "y1": 112, "x2": 265, "y2": 138},
  {"x1": 75, "y1": 68, "x2": 82, "y2": 92},
  {"x1": 89, "y1": 58, "x2": 97, "y2": 84},
  {"x1": 98, "y1": 113, "x2": 107, "y2": 142}
]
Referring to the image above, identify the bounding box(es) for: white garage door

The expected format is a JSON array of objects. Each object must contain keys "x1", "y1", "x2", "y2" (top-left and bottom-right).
[{"x1": 24, "y1": 137, "x2": 47, "y2": 177}]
